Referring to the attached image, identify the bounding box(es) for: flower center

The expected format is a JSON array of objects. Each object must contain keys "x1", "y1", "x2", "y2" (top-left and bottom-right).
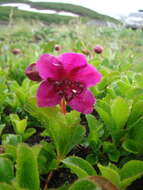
[{"x1": 50, "y1": 79, "x2": 85, "y2": 102}]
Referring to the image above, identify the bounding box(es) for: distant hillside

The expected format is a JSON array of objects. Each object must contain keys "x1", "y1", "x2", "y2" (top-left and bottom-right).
[
  {"x1": 0, "y1": 6, "x2": 73, "y2": 24},
  {"x1": 0, "y1": 0, "x2": 120, "y2": 24}
]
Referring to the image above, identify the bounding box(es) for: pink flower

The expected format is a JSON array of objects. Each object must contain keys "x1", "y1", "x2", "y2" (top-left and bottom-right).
[{"x1": 26, "y1": 53, "x2": 102, "y2": 114}]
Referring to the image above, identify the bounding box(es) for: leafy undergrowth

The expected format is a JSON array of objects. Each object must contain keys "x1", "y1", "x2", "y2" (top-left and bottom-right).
[{"x1": 0, "y1": 20, "x2": 143, "y2": 190}]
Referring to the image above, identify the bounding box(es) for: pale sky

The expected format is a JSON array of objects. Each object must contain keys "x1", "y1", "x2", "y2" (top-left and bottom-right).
[{"x1": 31, "y1": 0, "x2": 143, "y2": 18}]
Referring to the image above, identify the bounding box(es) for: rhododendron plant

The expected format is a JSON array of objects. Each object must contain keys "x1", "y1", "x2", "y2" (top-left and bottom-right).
[{"x1": 25, "y1": 53, "x2": 101, "y2": 114}]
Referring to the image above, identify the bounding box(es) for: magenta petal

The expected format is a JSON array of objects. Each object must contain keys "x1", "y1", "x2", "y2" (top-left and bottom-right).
[
  {"x1": 36, "y1": 54, "x2": 64, "y2": 80},
  {"x1": 58, "y1": 53, "x2": 87, "y2": 75},
  {"x1": 71, "y1": 64, "x2": 102, "y2": 87},
  {"x1": 68, "y1": 90, "x2": 95, "y2": 114},
  {"x1": 59, "y1": 53, "x2": 101, "y2": 87},
  {"x1": 37, "y1": 81, "x2": 61, "y2": 107}
]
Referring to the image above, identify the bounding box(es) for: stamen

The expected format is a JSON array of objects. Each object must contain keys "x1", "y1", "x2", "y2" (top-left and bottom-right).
[
  {"x1": 52, "y1": 79, "x2": 85, "y2": 102},
  {"x1": 72, "y1": 89, "x2": 77, "y2": 93}
]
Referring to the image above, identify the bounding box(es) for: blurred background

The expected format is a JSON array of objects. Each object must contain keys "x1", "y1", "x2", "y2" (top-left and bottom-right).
[{"x1": 0, "y1": 0, "x2": 143, "y2": 28}]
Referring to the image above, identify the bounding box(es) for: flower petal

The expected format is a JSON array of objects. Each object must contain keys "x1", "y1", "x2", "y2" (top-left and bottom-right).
[
  {"x1": 36, "y1": 54, "x2": 64, "y2": 80},
  {"x1": 68, "y1": 90, "x2": 95, "y2": 114},
  {"x1": 58, "y1": 53, "x2": 101, "y2": 87},
  {"x1": 58, "y1": 52, "x2": 87, "y2": 76},
  {"x1": 37, "y1": 81, "x2": 61, "y2": 107},
  {"x1": 71, "y1": 64, "x2": 102, "y2": 87}
]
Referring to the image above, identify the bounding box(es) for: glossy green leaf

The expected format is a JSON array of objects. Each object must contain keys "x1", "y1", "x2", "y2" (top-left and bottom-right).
[
  {"x1": 4, "y1": 144, "x2": 17, "y2": 161},
  {"x1": 23, "y1": 128, "x2": 36, "y2": 141},
  {"x1": 127, "y1": 100, "x2": 143, "y2": 126},
  {"x1": 10, "y1": 114, "x2": 27, "y2": 135},
  {"x1": 122, "y1": 139, "x2": 138, "y2": 154},
  {"x1": 127, "y1": 88, "x2": 143, "y2": 98},
  {"x1": 120, "y1": 160, "x2": 143, "y2": 189},
  {"x1": 103, "y1": 142, "x2": 120, "y2": 162},
  {"x1": 96, "y1": 106, "x2": 112, "y2": 127},
  {"x1": 2, "y1": 134, "x2": 22, "y2": 146},
  {"x1": 48, "y1": 111, "x2": 85, "y2": 160},
  {"x1": 128, "y1": 117, "x2": 143, "y2": 153},
  {"x1": 16, "y1": 143, "x2": 40, "y2": 190},
  {"x1": 24, "y1": 97, "x2": 60, "y2": 128},
  {"x1": 111, "y1": 97, "x2": 130, "y2": 129},
  {"x1": 86, "y1": 114, "x2": 104, "y2": 143},
  {"x1": 98, "y1": 164, "x2": 120, "y2": 187},
  {"x1": 68, "y1": 178, "x2": 101, "y2": 190},
  {"x1": 63, "y1": 156, "x2": 97, "y2": 178},
  {"x1": 116, "y1": 80, "x2": 131, "y2": 96},
  {"x1": 0, "y1": 157, "x2": 14, "y2": 183}
]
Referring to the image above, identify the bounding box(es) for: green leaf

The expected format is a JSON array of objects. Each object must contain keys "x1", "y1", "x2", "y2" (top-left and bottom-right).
[
  {"x1": 2, "y1": 134, "x2": 22, "y2": 146},
  {"x1": 98, "y1": 164, "x2": 120, "y2": 187},
  {"x1": 127, "y1": 88, "x2": 143, "y2": 98},
  {"x1": 122, "y1": 139, "x2": 138, "y2": 154},
  {"x1": 4, "y1": 145, "x2": 17, "y2": 161},
  {"x1": 48, "y1": 111, "x2": 85, "y2": 160},
  {"x1": 127, "y1": 100, "x2": 143, "y2": 126},
  {"x1": 24, "y1": 97, "x2": 59, "y2": 128},
  {"x1": 103, "y1": 142, "x2": 120, "y2": 162},
  {"x1": 10, "y1": 114, "x2": 27, "y2": 135},
  {"x1": 86, "y1": 114, "x2": 99, "y2": 131},
  {"x1": 0, "y1": 182, "x2": 28, "y2": 190},
  {"x1": 0, "y1": 124, "x2": 5, "y2": 136},
  {"x1": 86, "y1": 114, "x2": 104, "y2": 144},
  {"x1": 0, "y1": 183, "x2": 14, "y2": 190},
  {"x1": 22, "y1": 128, "x2": 36, "y2": 141},
  {"x1": 111, "y1": 97, "x2": 130, "y2": 129},
  {"x1": 31, "y1": 144, "x2": 42, "y2": 160},
  {"x1": 0, "y1": 157, "x2": 14, "y2": 183},
  {"x1": 38, "y1": 142, "x2": 57, "y2": 174},
  {"x1": 68, "y1": 178, "x2": 101, "y2": 190},
  {"x1": 116, "y1": 80, "x2": 131, "y2": 96},
  {"x1": 16, "y1": 143, "x2": 40, "y2": 190},
  {"x1": 128, "y1": 117, "x2": 143, "y2": 153},
  {"x1": 63, "y1": 156, "x2": 97, "y2": 178},
  {"x1": 96, "y1": 106, "x2": 112, "y2": 127},
  {"x1": 120, "y1": 160, "x2": 143, "y2": 189}
]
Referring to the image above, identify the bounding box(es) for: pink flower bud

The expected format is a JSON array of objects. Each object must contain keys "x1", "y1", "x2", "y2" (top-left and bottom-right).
[
  {"x1": 93, "y1": 45, "x2": 103, "y2": 54},
  {"x1": 12, "y1": 48, "x2": 21, "y2": 55},
  {"x1": 82, "y1": 49, "x2": 90, "y2": 56},
  {"x1": 54, "y1": 44, "x2": 61, "y2": 51},
  {"x1": 25, "y1": 63, "x2": 42, "y2": 82}
]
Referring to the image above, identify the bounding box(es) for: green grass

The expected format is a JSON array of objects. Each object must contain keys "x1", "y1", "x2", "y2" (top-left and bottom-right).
[{"x1": 0, "y1": 0, "x2": 120, "y2": 24}]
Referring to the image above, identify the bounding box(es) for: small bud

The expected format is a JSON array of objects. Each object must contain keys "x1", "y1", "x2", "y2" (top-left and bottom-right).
[
  {"x1": 25, "y1": 63, "x2": 42, "y2": 82},
  {"x1": 12, "y1": 48, "x2": 21, "y2": 55},
  {"x1": 0, "y1": 146, "x2": 4, "y2": 154},
  {"x1": 81, "y1": 49, "x2": 90, "y2": 56},
  {"x1": 54, "y1": 44, "x2": 61, "y2": 51},
  {"x1": 93, "y1": 45, "x2": 103, "y2": 54}
]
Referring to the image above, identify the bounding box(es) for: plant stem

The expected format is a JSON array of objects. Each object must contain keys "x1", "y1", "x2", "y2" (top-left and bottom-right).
[{"x1": 44, "y1": 171, "x2": 53, "y2": 190}]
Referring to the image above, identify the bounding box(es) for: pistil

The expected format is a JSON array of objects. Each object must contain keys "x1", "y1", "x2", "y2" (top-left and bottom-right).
[{"x1": 60, "y1": 97, "x2": 67, "y2": 115}]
